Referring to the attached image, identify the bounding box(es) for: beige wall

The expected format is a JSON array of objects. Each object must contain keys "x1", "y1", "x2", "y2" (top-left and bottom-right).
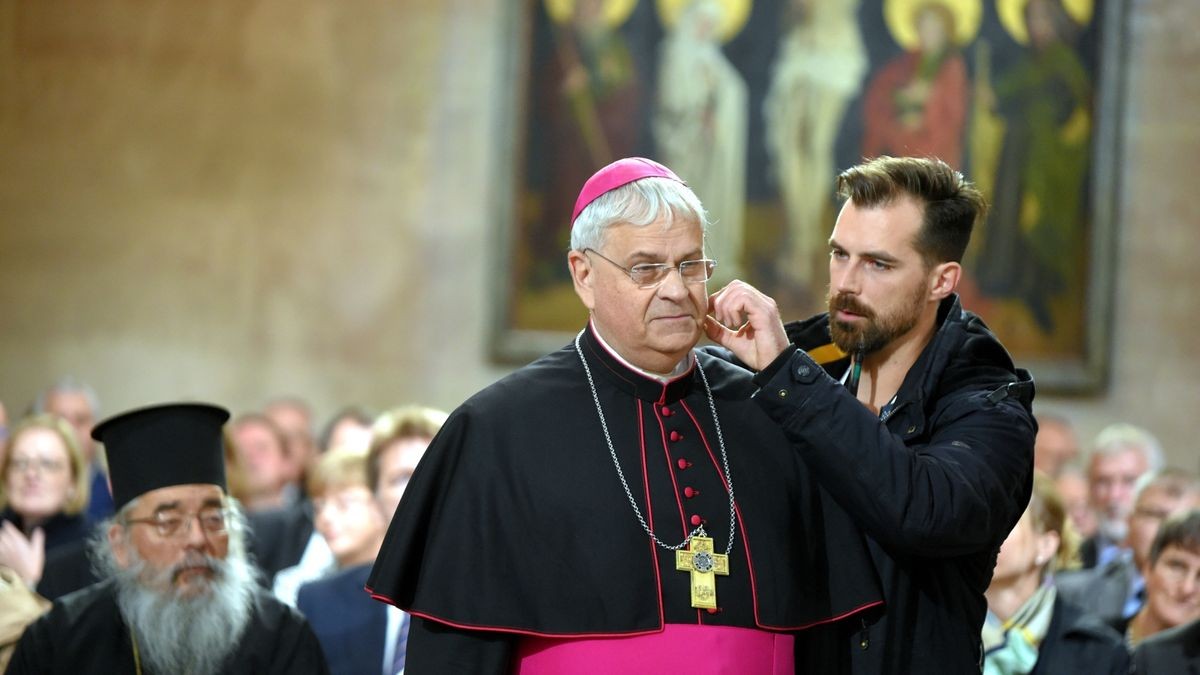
[{"x1": 1, "y1": 1, "x2": 1197, "y2": 468}]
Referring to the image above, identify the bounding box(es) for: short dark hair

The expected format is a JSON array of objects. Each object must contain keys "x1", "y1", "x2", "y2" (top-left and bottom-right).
[
  {"x1": 837, "y1": 156, "x2": 986, "y2": 266},
  {"x1": 1149, "y1": 509, "x2": 1200, "y2": 565},
  {"x1": 317, "y1": 406, "x2": 374, "y2": 453}
]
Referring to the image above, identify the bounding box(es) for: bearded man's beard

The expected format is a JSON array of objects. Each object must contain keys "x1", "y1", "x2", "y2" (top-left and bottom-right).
[
  {"x1": 1096, "y1": 512, "x2": 1130, "y2": 543},
  {"x1": 827, "y1": 282, "x2": 927, "y2": 355},
  {"x1": 108, "y1": 542, "x2": 256, "y2": 675}
]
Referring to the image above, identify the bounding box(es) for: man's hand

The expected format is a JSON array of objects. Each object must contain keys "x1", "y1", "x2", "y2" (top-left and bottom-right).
[{"x1": 705, "y1": 280, "x2": 790, "y2": 371}]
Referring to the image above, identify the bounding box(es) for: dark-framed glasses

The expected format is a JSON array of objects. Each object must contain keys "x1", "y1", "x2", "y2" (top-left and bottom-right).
[
  {"x1": 125, "y1": 506, "x2": 231, "y2": 539},
  {"x1": 584, "y1": 248, "x2": 717, "y2": 289}
]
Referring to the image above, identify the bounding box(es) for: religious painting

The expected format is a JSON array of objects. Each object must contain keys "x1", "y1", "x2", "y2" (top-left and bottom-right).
[{"x1": 491, "y1": 0, "x2": 1124, "y2": 392}]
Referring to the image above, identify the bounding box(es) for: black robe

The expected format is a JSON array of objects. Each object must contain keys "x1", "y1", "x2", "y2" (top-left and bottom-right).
[
  {"x1": 367, "y1": 326, "x2": 883, "y2": 670},
  {"x1": 6, "y1": 579, "x2": 329, "y2": 674}
]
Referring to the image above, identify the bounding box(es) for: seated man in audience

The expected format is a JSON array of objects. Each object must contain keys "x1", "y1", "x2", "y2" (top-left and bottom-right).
[
  {"x1": 1058, "y1": 468, "x2": 1200, "y2": 630},
  {"x1": 1125, "y1": 509, "x2": 1200, "y2": 647},
  {"x1": 7, "y1": 402, "x2": 329, "y2": 674},
  {"x1": 1081, "y1": 424, "x2": 1164, "y2": 568},
  {"x1": 229, "y1": 414, "x2": 295, "y2": 513},
  {"x1": 236, "y1": 411, "x2": 328, "y2": 587},
  {"x1": 264, "y1": 397, "x2": 318, "y2": 492},
  {"x1": 1033, "y1": 412, "x2": 1080, "y2": 478},
  {"x1": 296, "y1": 406, "x2": 444, "y2": 675},
  {"x1": 33, "y1": 378, "x2": 112, "y2": 521}
]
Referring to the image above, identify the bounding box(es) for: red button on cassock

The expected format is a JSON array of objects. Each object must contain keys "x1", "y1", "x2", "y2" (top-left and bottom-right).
[
  {"x1": 669, "y1": 430, "x2": 683, "y2": 442},
  {"x1": 661, "y1": 406, "x2": 673, "y2": 417},
  {"x1": 707, "y1": 607, "x2": 720, "y2": 615},
  {"x1": 690, "y1": 515, "x2": 703, "y2": 526},
  {"x1": 677, "y1": 459, "x2": 690, "y2": 470},
  {"x1": 684, "y1": 487, "x2": 698, "y2": 498}
]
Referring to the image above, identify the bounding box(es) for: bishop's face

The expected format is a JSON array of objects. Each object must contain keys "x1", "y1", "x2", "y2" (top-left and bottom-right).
[{"x1": 569, "y1": 217, "x2": 708, "y2": 374}]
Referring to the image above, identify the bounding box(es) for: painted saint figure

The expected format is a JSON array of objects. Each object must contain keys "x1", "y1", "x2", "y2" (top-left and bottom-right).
[
  {"x1": 971, "y1": 0, "x2": 1092, "y2": 334},
  {"x1": 764, "y1": 0, "x2": 868, "y2": 288},
  {"x1": 861, "y1": 0, "x2": 982, "y2": 168},
  {"x1": 653, "y1": 0, "x2": 749, "y2": 281}
]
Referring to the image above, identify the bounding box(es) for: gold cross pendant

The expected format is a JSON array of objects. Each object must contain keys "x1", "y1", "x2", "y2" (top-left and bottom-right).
[{"x1": 675, "y1": 532, "x2": 729, "y2": 609}]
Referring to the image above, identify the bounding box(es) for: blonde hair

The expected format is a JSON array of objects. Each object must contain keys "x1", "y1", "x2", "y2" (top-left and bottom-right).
[
  {"x1": 366, "y1": 406, "x2": 448, "y2": 492},
  {"x1": 306, "y1": 448, "x2": 370, "y2": 499},
  {"x1": 1028, "y1": 471, "x2": 1079, "y2": 573},
  {"x1": 1, "y1": 413, "x2": 91, "y2": 516}
]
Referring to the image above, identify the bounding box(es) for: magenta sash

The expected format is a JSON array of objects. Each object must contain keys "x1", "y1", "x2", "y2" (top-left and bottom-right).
[{"x1": 514, "y1": 624, "x2": 795, "y2": 674}]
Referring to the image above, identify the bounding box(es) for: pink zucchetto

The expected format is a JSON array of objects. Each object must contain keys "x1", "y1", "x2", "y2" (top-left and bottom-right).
[{"x1": 571, "y1": 157, "x2": 685, "y2": 223}]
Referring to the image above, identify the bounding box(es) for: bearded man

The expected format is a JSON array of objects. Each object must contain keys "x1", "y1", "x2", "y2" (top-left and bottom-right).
[
  {"x1": 7, "y1": 403, "x2": 329, "y2": 675},
  {"x1": 707, "y1": 156, "x2": 1037, "y2": 673}
]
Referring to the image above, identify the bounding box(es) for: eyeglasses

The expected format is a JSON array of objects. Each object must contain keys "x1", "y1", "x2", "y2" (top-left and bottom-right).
[
  {"x1": 313, "y1": 491, "x2": 375, "y2": 514},
  {"x1": 125, "y1": 506, "x2": 230, "y2": 539},
  {"x1": 8, "y1": 456, "x2": 68, "y2": 475},
  {"x1": 584, "y1": 249, "x2": 716, "y2": 289}
]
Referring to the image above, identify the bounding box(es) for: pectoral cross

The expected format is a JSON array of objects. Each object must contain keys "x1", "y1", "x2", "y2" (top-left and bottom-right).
[{"x1": 675, "y1": 529, "x2": 729, "y2": 609}]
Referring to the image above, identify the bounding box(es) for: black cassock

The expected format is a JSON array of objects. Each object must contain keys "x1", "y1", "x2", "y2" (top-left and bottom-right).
[
  {"x1": 6, "y1": 579, "x2": 329, "y2": 675},
  {"x1": 367, "y1": 324, "x2": 884, "y2": 671}
]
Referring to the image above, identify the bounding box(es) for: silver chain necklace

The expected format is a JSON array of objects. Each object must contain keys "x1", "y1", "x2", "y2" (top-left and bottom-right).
[{"x1": 574, "y1": 330, "x2": 737, "y2": 555}]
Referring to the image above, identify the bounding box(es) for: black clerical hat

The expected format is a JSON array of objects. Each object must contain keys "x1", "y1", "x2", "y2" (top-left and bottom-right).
[{"x1": 92, "y1": 402, "x2": 230, "y2": 511}]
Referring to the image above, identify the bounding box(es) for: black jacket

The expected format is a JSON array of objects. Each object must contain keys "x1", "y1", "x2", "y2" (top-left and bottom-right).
[
  {"x1": 751, "y1": 295, "x2": 1037, "y2": 673},
  {"x1": 1132, "y1": 617, "x2": 1200, "y2": 674},
  {"x1": 0, "y1": 510, "x2": 90, "y2": 557},
  {"x1": 1031, "y1": 596, "x2": 1130, "y2": 675}
]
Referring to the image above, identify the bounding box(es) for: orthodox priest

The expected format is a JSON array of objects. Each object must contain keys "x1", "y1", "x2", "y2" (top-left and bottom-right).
[
  {"x1": 7, "y1": 403, "x2": 329, "y2": 675},
  {"x1": 366, "y1": 157, "x2": 884, "y2": 673}
]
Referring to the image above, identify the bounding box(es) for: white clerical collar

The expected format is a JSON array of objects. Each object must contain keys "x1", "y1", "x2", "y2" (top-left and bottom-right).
[{"x1": 589, "y1": 321, "x2": 694, "y2": 382}]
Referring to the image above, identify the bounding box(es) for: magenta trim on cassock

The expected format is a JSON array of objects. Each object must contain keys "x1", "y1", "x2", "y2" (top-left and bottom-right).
[{"x1": 514, "y1": 623, "x2": 794, "y2": 675}]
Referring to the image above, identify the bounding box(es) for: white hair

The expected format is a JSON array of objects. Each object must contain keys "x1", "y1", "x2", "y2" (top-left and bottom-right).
[
  {"x1": 569, "y1": 176, "x2": 709, "y2": 252},
  {"x1": 1091, "y1": 423, "x2": 1165, "y2": 473},
  {"x1": 32, "y1": 376, "x2": 100, "y2": 416}
]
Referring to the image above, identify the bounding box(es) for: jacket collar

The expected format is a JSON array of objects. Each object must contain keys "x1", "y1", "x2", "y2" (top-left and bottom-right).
[{"x1": 786, "y1": 294, "x2": 1034, "y2": 431}]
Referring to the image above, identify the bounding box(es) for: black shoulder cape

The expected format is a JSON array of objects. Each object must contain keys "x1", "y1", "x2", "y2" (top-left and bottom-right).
[{"x1": 368, "y1": 326, "x2": 882, "y2": 637}]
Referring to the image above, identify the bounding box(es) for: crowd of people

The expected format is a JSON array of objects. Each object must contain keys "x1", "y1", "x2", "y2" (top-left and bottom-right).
[
  {"x1": 1017, "y1": 413, "x2": 1200, "y2": 672},
  {"x1": 0, "y1": 381, "x2": 445, "y2": 674},
  {"x1": 1, "y1": 154, "x2": 1196, "y2": 674}
]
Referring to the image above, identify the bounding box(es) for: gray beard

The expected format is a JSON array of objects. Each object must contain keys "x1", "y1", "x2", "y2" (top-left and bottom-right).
[
  {"x1": 1096, "y1": 515, "x2": 1129, "y2": 544},
  {"x1": 111, "y1": 547, "x2": 256, "y2": 675}
]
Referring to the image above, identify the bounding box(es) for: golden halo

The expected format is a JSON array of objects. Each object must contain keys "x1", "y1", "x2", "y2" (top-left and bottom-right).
[
  {"x1": 884, "y1": 0, "x2": 983, "y2": 50},
  {"x1": 655, "y1": 0, "x2": 753, "y2": 44},
  {"x1": 544, "y1": 0, "x2": 640, "y2": 29},
  {"x1": 997, "y1": 0, "x2": 1093, "y2": 45}
]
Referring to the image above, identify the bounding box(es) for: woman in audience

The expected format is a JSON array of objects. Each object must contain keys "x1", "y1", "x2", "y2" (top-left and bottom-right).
[
  {"x1": 0, "y1": 414, "x2": 91, "y2": 586},
  {"x1": 272, "y1": 448, "x2": 384, "y2": 604},
  {"x1": 983, "y1": 472, "x2": 1129, "y2": 674},
  {"x1": 1125, "y1": 509, "x2": 1200, "y2": 648}
]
